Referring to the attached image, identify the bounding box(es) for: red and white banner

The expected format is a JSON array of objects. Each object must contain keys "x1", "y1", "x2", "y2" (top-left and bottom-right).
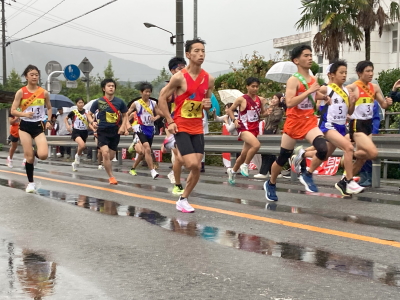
[
  {"x1": 153, "y1": 150, "x2": 163, "y2": 162},
  {"x1": 292, "y1": 156, "x2": 341, "y2": 176}
]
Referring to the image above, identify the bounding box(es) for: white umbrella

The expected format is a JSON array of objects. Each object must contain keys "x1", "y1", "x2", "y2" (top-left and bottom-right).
[
  {"x1": 83, "y1": 99, "x2": 99, "y2": 112},
  {"x1": 217, "y1": 89, "x2": 244, "y2": 105},
  {"x1": 266, "y1": 61, "x2": 314, "y2": 83}
]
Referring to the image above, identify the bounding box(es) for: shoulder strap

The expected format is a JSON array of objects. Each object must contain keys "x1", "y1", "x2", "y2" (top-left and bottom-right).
[
  {"x1": 355, "y1": 80, "x2": 374, "y2": 99},
  {"x1": 102, "y1": 96, "x2": 121, "y2": 126},
  {"x1": 293, "y1": 73, "x2": 317, "y2": 113},
  {"x1": 328, "y1": 83, "x2": 349, "y2": 106},
  {"x1": 73, "y1": 109, "x2": 88, "y2": 126},
  {"x1": 174, "y1": 69, "x2": 207, "y2": 103},
  {"x1": 19, "y1": 87, "x2": 44, "y2": 112},
  {"x1": 138, "y1": 99, "x2": 154, "y2": 116}
]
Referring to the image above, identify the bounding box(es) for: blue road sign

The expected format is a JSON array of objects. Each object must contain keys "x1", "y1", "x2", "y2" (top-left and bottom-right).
[{"x1": 64, "y1": 64, "x2": 81, "y2": 81}]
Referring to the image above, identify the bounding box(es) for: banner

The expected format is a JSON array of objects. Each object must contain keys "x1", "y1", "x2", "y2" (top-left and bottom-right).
[{"x1": 292, "y1": 156, "x2": 341, "y2": 176}]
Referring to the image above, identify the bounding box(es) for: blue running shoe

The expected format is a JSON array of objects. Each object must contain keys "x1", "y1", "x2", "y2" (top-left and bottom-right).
[
  {"x1": 299, "y1": 172, "x2": 318, "y2": 192},
  {"x1": 264, "y1": 180, "x2": 278, "y2": 201}
]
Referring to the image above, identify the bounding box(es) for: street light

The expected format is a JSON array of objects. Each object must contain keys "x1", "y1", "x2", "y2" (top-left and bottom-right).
[{"x1": 143, "y1": 22, "x2": 176, "y2": 45}]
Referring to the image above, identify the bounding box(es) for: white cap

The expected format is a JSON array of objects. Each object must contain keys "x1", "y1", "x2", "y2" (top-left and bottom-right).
[{"x1": 326, "y1": 63, "x2": 333, "y2": 75}]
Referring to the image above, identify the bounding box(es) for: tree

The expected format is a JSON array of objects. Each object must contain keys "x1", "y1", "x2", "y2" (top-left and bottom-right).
[
  {"x1": 104, "y1": 59, "x2": 116, "y2": 80},
  {"x1": 296, "y1": 0, "x2": 366, "y2": 62},
  {"x1": 3, "y1": 69, "x2": 24, "y2": 92},
  {"x1": 357, "y1": 0, "x2": 399, "y2": 61},
  {"x1": 151, "y1": 67, "x2": 170, "y2": 96}
]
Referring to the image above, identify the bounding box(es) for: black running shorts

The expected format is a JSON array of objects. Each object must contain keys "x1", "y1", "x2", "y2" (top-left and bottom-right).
[
  {"x1": 71, "y1": 129, "x2": 88, "y2": 143},
  {"x1": 349, "y1": 119, "x2": 372, "y2": 142},
  {"x1": 136, "y1": 132, "x2": 153, "y2": 147},
  {"x1": 8, "y1": 134, "x2": 19, "y2": 143},
  {"x1": 19, "y1": 120, "x2": 45, "y2": 139},
  {"x1": 174, "y1": 132, "x2": 204, "y2": 156},
  {"x1": 97, "y1": 127, "x2": 120, "y2": 152}
]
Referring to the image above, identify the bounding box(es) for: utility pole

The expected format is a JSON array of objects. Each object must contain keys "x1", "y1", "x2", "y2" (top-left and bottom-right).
[
  {"x1": 1, "y1": 0, "x2": 6, "y2": 85},
  {"x1": 194, "y1": 0, "x2": 197, "y2": 39},
  {"x1": 397, "y1": 0, "x2": 400, "y2": 68},
  {"x1": 176, "y1": 0, "x2": 184, "y2": 58}
]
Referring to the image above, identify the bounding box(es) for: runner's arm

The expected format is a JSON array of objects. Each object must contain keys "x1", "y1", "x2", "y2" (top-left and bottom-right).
[
  {"x1": 158, "y1": 74, "x2": 181, "y2": 124},
  {"x1": 374, "y1": 84, "x2": 392, "y2": 109},
  {"x1": 10, "y1": 89, "x2": 31, "y2": 118},
  {"x1": 44, "y1": 90, "x2": 52, "y2": 128},
  {"x1": 65, "y1": 114, "x2": 72, "y2": 132},
  {"x1": 227, "y1": 97, "x2": 243, "y2": 127},
  {"x1": 9, "y1": 116, "x2": 18, "y2": 125},
  {"x1": 316, "y1": 86, "x2": 328, "y2": 110},
  {"x1": 285, "y1": 77, "x2": 315, "y2": 108},
  {"x1": 154, "y1": 104, "x2": 162, "y2": 120},
  {"x1": 203, "y1": 76, "x2": 215, "y2": 111}
]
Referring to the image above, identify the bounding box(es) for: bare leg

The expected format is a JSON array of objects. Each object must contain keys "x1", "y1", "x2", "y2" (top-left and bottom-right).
[
  {"x1": 100, "y1": 145, "x2": 114, "y2": 178},
  {"x1": 232, "y1": 131, "x2": 260, "y2": 172},
  {"x1": 181, "y1": 153, "x2": 203, "y2": 198}
]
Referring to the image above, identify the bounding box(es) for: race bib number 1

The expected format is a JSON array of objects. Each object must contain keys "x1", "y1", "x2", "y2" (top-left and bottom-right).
[{"x1": 181, "y1": 100, "x2": 203, "y2": 118}]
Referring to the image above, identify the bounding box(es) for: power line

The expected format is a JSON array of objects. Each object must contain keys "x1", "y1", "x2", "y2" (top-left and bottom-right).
[
  {"x1": 7, "y1": 0, "x2": 38, "y2": 21},
  {"x1": 9, "y1": 0, "x2": 66, "y2": 38},
  {"x1": 6, "y1": 0, "x2": 118, "y2": 45},
  {"x1": 208, "y1": 38, "x2": 274, "y2": 53}
]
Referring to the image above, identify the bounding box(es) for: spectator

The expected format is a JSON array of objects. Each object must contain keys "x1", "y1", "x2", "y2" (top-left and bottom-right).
[{"x1": 55, "y1": 107, "x2": 71, "y2": 158}]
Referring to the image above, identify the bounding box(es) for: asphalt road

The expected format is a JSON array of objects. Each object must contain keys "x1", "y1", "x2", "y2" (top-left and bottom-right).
[{"x1": 0, "y1": 153, "x2": 400, "y2": 300}]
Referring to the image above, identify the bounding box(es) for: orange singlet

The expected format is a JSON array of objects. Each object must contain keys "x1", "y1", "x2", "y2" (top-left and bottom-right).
[
  {"x1": 283, "y1": 77, "x2": 318, "y2": 140},
  {"x1": 173, "y1": 69, "x2": 209, "y2": 135}
]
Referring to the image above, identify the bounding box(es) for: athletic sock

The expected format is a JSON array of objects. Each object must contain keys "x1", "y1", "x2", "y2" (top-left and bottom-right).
[{"x1": 26, "y1": 162, "x2": 34, "y2": 183}]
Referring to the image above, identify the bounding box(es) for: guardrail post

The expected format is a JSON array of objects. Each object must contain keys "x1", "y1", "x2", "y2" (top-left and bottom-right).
[
  {"x1": 230, "y1": 154, "x2": 235, "y2": 168},
  {"x1": 385, "y1": 114, "x2": 390, "y2": 130},
  {"x1": 51, "y1": 146, "x2": 56, "y2": 158},
  {"x1": 383, "y1": 159, "x2": 388, "y2": 179},
  {"x1": 372, "y1": 159, "x2": 381, "y2": 188},
  {"x1": 290, "y1": 169, "x2": 297, "y2": 182},
  {"x1": 92, "y1": 149, "x2": 97, "y2": 163},
  {"x1": 118, "y1": 150, "x2": 123, "y2": 165},
  {"x1": 71, "y1": 147, "x2": 76, "y2": 158}
]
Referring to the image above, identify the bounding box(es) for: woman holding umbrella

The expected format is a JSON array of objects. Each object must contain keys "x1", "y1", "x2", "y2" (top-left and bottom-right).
[{"x1": 11, "y1": 65, "x2": 53, "y2": 193}]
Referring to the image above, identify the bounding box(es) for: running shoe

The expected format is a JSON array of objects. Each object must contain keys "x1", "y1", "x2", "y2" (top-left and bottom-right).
[
  {"x1": 299, "y1": 172, "x2": 318, "y2": 192},
  {"x1": 26, "y1": 182, "x2": 36, "y2": 193},
  {"x1": 176, "y1": 197, "x2": 195, "y2": 213},
  {"x1": 112, "y1": 158, "x2": 118, "y2": 162},
  {"x1": 240, "y1": 163, "x2": 249, "y2": 177},
  {"x1": 75, "y1": 154, "x2": 81, "y2": 165},
  {"x1": 98, "y1": 165, "x2": 104, "y2": 170},
  {"x1": 172, "y1": 184, "x2": 184, "y2": 195},
  {"x1": 72, "y1": 162, "x2": 78, "y2": 172},
  {"x1": 293, "y1": 145, "x2": 305, "y2": 174},
  {"x1": 227, "y1": 168, "x2": 236, "y2": 185},
  {"x1": 129, "y1": 168, "x2": 137, "y2": 176},
  {"x1": 56, "y1": 152, "x2": 62, "y2": 158},
  {"x1": 346, "y1": 180, "x2": 364, "y2": 194},
  {"x1": 22, "y1": 158, "x2": 26, "y2": 167},
  {"x1": 281, "y1": 169, "x2": 291, "y2": 179},
  {"x1": 254, "y1": 173, "x2": 268, "y2": 179},
  {"x1": 264, "y1": 180, "x2": 278, "y2": 201},
  {"x1": 335, "y1": 179, "x2": 348, "y2": 196},
  {"x1": 167, "y1": 170, "x2": 176, "y2": 184},
  {"x1": 6, "y1": 156, "x2": 13, "y2": 168},
  {"x1": 109, "y1": 177, "x2": 118, "y2": 185},
  {"x1": 151, "y1": 169, "x2": 159, "y2": 179}
]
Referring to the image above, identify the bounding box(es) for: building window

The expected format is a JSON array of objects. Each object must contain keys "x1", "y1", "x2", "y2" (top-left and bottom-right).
[
  {"x1": 393, "y1": 30, "x2": 398, "y2": 52},
  {"x1": 319, "y1": 66, "x2": 323, "y2": 74},
  {"x1": 317, "y1": 55, "x2": 323, "y2": 64}
]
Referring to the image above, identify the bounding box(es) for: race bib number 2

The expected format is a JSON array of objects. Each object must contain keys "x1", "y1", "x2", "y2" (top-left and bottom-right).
[{"x1": 181, "y1": 100, "x2": 203, "y2": 118}]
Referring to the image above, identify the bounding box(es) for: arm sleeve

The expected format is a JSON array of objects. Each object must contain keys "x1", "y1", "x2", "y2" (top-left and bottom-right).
[
  {"x1": 120, "y1": 100, "x2": 128, "y2": 113},
  {"x1": 214, "y1": 115, "x2": 227, "y2": 122},
  {"x1": 372, "y1": 101, "x2": 381, "y2": 134},
  {"x1": 67, "y1": 111, "x2": 75, "y2": 120},
  {"x1": 389, "y1": 91, "x2": 400, "y2": 103},
  {"x1": 90, "y1": 100, "x2": 98, "y2": 114}
]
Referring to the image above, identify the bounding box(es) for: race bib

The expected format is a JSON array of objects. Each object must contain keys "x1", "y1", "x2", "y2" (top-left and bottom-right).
[
  {"x1": 297, "y1": 92, "x2": 316, "y2": 110},
  {"x1": 75, "y1": 120, "x2": 87, "y2": 130},
  {"x1": 247, "y1": 110, "x2": 259, "y2": 122},
  {"x1": 27, "y1": 104, "x2": 45, "y2": 121},
  {"x1": 181, "y1": 99, "x2": 203, "y2": 118}
]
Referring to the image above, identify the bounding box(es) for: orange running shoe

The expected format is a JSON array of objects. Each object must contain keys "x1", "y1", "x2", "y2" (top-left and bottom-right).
[{"x1": 109, "y1": 177, "x2": 118, "y2": 185}]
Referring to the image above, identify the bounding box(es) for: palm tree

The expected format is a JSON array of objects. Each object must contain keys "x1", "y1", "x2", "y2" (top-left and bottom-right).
[
  {"x1": 296, "y1": 0, "x2": 367, "y2": 62},
  {"x1": 357, "y1": 0, "x2": 399, "y2": 61}
]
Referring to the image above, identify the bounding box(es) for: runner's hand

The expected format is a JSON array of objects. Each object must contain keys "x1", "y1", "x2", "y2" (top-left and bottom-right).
[
  {"x1": 392, "y1": 79, "x2": 400, "y2": 91},
  {"x1": 67, "y1": 126, "x2": 72, "y2": 133},
  {"x1": 25, "y1": 111, "x2": 34, "y2": 118},
  {"x1": 202, "y1": 98, "x2": 212, "y2": 110},
  {"x1": 386, "y1": 97, "x2": 393, "y2": 106},
  {"x1": 234, "y1": 119, "x2": 240, "y2": 128},
  {"x1": 118, "y1": 127, "x2": 125, "y2": 135},
  {"x1": 325, "y1": 96, "x2": 332, "y2": 106},
  {"x1": 46, "y1": 122, "x2": 53, "y2": 130},
  {"x1": 150, "y1": 116, "x2": 157, "y2": 122},
  {"x1": 308, "y1": 82, "x2": 320, "y2": 94},
  {"x1": 349, "y1": 91, "x2": 357, "y2": 104},
  {"x1": 168, "y1": 123, "x2": 178, "y2": 134},
  {"x1": 92, "y1": 121, "x2": 98, "y2": 130}
]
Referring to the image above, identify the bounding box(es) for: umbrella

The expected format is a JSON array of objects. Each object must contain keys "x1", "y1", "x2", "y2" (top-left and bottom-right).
[
  {"x1": 50, "y1": 94, "x2": 74, "y2": 109},
  {"x1": 217, "y1": 89, "x2": 243, "y2": 105},
  {"x1": 266, "y1": 61, "x2": 314, "y2": 83},
  {"x1": 83, "y1": 99, "x2": 99, "y2": 112},
  {"x1": 210, "y1": 93, "x2": 220, "y2": 116}
]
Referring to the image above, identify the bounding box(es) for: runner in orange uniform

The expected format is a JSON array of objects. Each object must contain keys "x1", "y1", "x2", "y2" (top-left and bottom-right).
[{"x1": 158, "y1": 38, "x2": 215, "y2": 213}]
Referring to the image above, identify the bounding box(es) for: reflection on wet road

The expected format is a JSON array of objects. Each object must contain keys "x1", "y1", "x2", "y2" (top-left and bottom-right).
[{"x1": 1, "y1": 178, "x2": 400, "y2": 289}]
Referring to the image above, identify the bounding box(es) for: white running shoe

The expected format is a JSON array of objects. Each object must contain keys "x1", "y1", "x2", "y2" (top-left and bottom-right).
[
  {"x1": 112, "y1": 158, "x2": 118, "y2": 162},
  {"x1": 98, "y1": 165, "x2": 104, "y2": 170},
  {"x1": 176, "y1": 197, "x2": 195, "y2": 213},
  {"x1": 151, "y1": 169, "x2": 159, "y2": 179},
  {"x1": 293, "y1": 145, "x2": 305, "y2": 174},
  {"x1": 56, "y1": 152, "x2": 62, "y2": 158},
  {"x1": 254, "y1": 173, "x2": 268, "y2": 179},
  {"x1": 72, "y1": 162, "x2": 78, "y2": 172},
  {"x1": 227, "y1": 168, "x2": 236, "y2": 184},
  {"x1": 346, "y1": 180, "x2": 365, "y2": 194},
  {"x1": 240, "y1": 163, "x2": 249, "y2": 177},
  {"x1": 75, "y1": 154, "x2": 81, "y2": 165},
  {"x1": 167, "y1": 170, "x2": 175, "y2": 184},
  {"x1": 6, "y1": 156, "x2": 13, "y2": 168},
  {"x1": 26, "y1": 182, "x2": 36, "y2": 193}
]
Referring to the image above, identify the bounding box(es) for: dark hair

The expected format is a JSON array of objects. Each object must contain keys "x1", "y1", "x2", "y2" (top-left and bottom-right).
[
  {"x1": 290, "y1": 45, "x2": 312, "y2": 62},
  {"x1": 356, "y1": 61, "x2": 374, "y2": 74},
  {"x1": 329, "y1": 60, "x2": 347, "y2": 74},
  {"x1": 168, "y1": 57, "x2": 186, "y2": 71},
  {"x1": 138, "y1": 81, "x2": 153, "y2": 92},
  {"x1": 224, "y1": 103, "x2": 233, "y2": 109},
  {"x1": 246, "y1": 77, "x2": 260, "y2": 86},
  {"x1": 75, "y1": 97, "x2": 84, "y2": 104},
  {"x1": 101, "y1": 78, "x2": 117, "y2": 92},
  {"x1": 274, "y1": 92, "x2": 283, "y2": 100},
  {"x1": 22, "y1": 64, "x2": 40, "y2": 77},
  {"x1": 185, "y1": 38, "x2": 206, "y2": 53}
]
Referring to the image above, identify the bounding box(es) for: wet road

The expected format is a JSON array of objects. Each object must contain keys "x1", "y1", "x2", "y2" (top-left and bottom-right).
[{"x1": 0, "y1": 154, "x2": 400, "y2": 299}]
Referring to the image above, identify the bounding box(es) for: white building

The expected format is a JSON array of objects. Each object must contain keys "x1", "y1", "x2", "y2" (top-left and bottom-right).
[{"x1": 273, "y1": 2, "x2": 400, "y2": 82}]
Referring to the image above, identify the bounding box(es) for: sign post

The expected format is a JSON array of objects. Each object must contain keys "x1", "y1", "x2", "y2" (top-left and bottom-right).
[{"x1": 78, "y1": 57, "x2": 94, "y2": 102}]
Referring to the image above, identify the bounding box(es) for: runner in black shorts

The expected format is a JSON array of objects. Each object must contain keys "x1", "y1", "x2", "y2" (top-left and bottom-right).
[
  {"x1": 10, "y1": 65, "x2": 53, "y2": 193},
  {"x1": 6, "y1": 111, "x2": 20, "y2": 168},
  {"x1": 66, "y1": 97, "x2": 93, "y2": 172}
]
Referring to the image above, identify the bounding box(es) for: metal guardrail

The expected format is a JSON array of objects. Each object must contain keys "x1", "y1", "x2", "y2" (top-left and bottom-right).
[{"x1": 46, "y1": 134, "x2": 400, "y2": 188}]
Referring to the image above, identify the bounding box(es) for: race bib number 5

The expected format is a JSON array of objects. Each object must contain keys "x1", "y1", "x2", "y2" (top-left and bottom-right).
[{"x1": 181, "y1": 100, "x2": 203, "y2": 118}]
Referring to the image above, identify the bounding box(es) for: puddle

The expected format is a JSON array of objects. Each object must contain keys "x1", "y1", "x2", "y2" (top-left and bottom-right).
[{"x1": 1, "y1": 178, "x2": 400, "y2": 289}]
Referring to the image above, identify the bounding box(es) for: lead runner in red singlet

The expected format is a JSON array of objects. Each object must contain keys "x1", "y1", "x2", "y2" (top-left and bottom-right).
[{"x1": 158, "y1": 38, "x2": 215, "y2": 213}]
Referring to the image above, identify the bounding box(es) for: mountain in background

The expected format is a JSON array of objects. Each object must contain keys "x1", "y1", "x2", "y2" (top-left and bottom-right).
[{"x1": 2, "y1": 41, "x2": 162, "y2": 82}]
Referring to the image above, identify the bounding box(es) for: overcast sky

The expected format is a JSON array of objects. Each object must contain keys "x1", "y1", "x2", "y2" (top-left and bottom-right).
[{"x1": 5, "y1": 0, "x2": 305, "y2": 74}]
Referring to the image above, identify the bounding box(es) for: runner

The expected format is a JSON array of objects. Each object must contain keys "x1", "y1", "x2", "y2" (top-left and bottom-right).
[
  {"x1": 160, "y1": 57, "x2": 186, "y2": 193},
  {"x1": 66, "y1": 97, "x2": 91, "y2": 172},
  {"x1": 87, "y1": 79, "x2": 128, "y2": 185},
  {"x1": 158, "y1": 38, "x2": 214, "y2": 213},
  {"x1": 10, "y1": 64, "x2": 53, "y2": 193},
  {"x1": 226, "y1": 77, "x2": 267, "y2": 184},
  {"x1": 127, "y1": 82, "x2": 161, "y2": 179},
  {"x1": 264, "y1": 45, "x2": 329, "y2": 201},
  {"x1": 346, "y1": 61, "x2": 393, "y2": 178},
  {"x1": 6, "y1": 110, "x2": 20, "y2": 168},
  {"x1": 318, "y1": 60, "x2": 365, "y2": 195}
]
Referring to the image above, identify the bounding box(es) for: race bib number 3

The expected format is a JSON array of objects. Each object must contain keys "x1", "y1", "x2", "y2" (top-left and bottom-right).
[{"x1": 181, "y1": 100, "x2": 203, "y2": 118}]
